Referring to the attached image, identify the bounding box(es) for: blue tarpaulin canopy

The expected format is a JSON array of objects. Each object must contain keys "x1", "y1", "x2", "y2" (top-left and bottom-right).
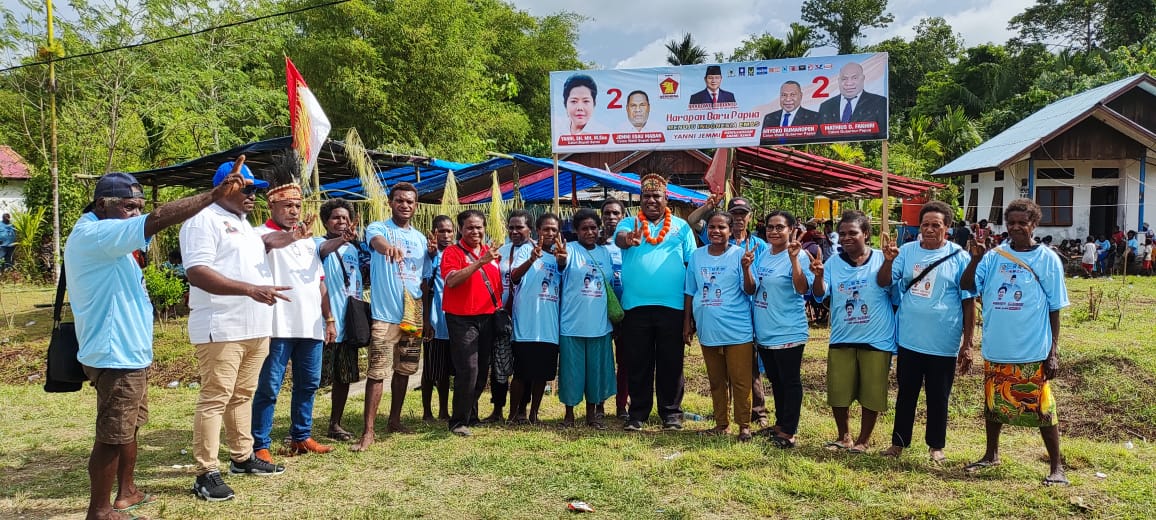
[
  {"x1": 320, "y1": 158, "x2": 473, "y2": 199},
  {"x1": 417, "y1": 154, "x2": 706, "y2": 204}
]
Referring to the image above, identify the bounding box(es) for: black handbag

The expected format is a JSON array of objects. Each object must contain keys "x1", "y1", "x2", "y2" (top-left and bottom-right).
[
  {"x1": 334, "y1": 247, "x2": 372, "y2": 348},
  {"x1": 45, "y1": 266, "x2": 85, "y2": 392}
]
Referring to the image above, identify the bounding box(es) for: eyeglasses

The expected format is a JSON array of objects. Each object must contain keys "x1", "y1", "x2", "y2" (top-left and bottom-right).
[
  {"x1": 242, "y1": 185, "x2": 261, "y2": 196},
  {"x1": 767, "y1": 224, "x2": 789, "y2": 231}
]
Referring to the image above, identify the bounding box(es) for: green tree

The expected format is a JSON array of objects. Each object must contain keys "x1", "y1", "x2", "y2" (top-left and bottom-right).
[
  {"x1": 1008, "y1": 0, "x2": 1105, "y2": 53},
  {"x1": 1102, "y1": 0, "x2": 1156, "y2": 49},
  {"x1": 869, "y1": 17, "x2": 963, "y2": 116},
  {"x1": 729, "y1": 23, "x2": 814, "y2": 61},
  {"x1": 800, "y1": 0, "x2": 894, "y2": 55},
  {"x1": 665, "y1": 33, "x2": 707, "y2": 65},
  {"x1": 932, "y1": 106, "x2": 982, "y2": 162}
]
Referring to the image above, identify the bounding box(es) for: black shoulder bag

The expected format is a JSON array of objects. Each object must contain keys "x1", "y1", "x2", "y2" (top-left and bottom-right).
[
  {"x1": 902, "y1": 249, "x2": 962, "y2": 294},
  {"x1": 45, "y1": 267, "x2": 86, "y2": 392},
  {"x1": 333, "y1": 246, "x2": 372, "y2": 348}
]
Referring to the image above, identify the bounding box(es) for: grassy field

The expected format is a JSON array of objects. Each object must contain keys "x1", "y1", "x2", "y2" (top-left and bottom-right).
[{"x1": 1, "y1": 276, "x2": 1155, "y2": 519}]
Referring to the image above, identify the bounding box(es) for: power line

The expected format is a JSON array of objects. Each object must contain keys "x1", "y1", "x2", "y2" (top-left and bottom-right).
[{"x1": 0, "y1": 0, "x2": 350, "y2": 73}]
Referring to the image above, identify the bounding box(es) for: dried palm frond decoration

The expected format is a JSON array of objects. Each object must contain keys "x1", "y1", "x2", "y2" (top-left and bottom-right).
[
  {"x1": 440, "y1": 169, "x2": 459, "y2": 219},
  {"x1": 344, "y1": 128, "x2": 389, "y2": 226},
  {"x1": 487, "y1": 170, "x2": 506, "y2": 246}
]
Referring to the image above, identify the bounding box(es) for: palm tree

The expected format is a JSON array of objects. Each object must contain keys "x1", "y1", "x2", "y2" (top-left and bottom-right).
[
  {"x1": 900, "y1": 114, "x2": 944, "y2": 166},
  {"x1": 666, "y1": 33, "x2": 707, "y2": 66},
  {"x1": 933, "y1": 106, "x2": 982, "y2": 162},
  {"x1": 784, "y1": 23, "x2": 815, "y2": 58}
]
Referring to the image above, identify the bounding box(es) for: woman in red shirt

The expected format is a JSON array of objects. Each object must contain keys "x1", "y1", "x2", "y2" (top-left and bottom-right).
[{"x1": 441, "y1": 210, "x2": 503, "y2": 436}]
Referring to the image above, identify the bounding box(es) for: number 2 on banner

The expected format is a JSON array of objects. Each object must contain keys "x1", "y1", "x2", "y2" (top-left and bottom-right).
[
  {"x1": 812, "y1": 76, "x2": 830, "y2": 98},
  {"x1": 606, "y1": 88, "x2": 623, "y2": 109}
]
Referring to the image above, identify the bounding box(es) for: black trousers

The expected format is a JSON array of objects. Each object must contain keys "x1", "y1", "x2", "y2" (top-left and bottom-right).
[
  {"x1": 446, "y1": 313, "x2": 494, "y2": 430},
  {"x1": 757, "y1": 344, "x2": 805, "y2": 435},
  {"x1": 621, "y1": 306, "x2": 685, "y2": 423},
  {"x1": 891, "y1": 346, "x2": 957, "y2": 450}
]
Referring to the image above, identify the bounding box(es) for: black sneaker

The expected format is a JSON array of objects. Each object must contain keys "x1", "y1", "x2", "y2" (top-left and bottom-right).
[
  {"x1": 229, "y1": 455, "x2": 285, "y2": 476},
  {"x1": 623, "y1": 420, "x2": 643, "y2": 431},
  {"x1": 193, "y1": 471, "x2": 235, "y2": 502},
  {"x1": 663, "y1": 419, "x2": 683, "y2": 431}
]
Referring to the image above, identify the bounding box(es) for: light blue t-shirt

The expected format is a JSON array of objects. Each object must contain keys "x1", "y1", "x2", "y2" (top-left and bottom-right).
[
  {"x1": 603, "y1": 241, "x2": 624, "y2": 300},
  {"x1": 684, "y1": 245, "x2": 754, "y2": 347},
  {"x1": 0, "y1": 221, "x2": 14, "y2": 246},
  {"x1": 698, "y1": 228, "x2": 769, "y2": 258},
  {"x1": 63, "y1": 212, "x2": 153, "y2": 369},
  {"x1": 512, "y1": 252, "x2": 561, "y2": 343},
  {"x1": 615, "y1": 214, "x2": 697, "y2": 310},
  {"x1": 752, "y1": 248, "x2": 814, "y2": 347},
  {"x1": 365, "y1": 219, "x2": 429, "y2": 324},
  {"x1": 975, "y1": 245, "x2": 1070, "y2": 363},
  {"x1": 890, "y1": 241, "x2": 973, "y2": 357},
  {"x1": 561, "y1": 243, "x2": 614, "y2": 338},
  {"x1": 819, "y1": 250, "x2": 896, "y2": 352},
  {"x1": 317, "y1": 238, "x2": 367, "y2": 343},
  {"x1": 497, "y1": 242, "x2": 534, "y2": 307},
  {"x1": 426, "y1": 248, "x2": 450, "y2": 340}
]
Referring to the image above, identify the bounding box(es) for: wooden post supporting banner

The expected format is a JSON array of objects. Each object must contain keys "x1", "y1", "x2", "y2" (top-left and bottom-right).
[
  {"x1": 571, "y1": 165, "x2": 579, "y2": 208},
  {"x1": 881, "y1": 141, "x2": 890, "y2": 238},
  {"x1": 553, "y1": 154, "x2": 560, "y2": 214}
]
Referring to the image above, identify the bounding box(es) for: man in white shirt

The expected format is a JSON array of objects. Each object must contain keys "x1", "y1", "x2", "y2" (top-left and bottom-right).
[
  {"x1": 250, "y1": 178, "x2": 336, "y2": 466},
  {"x1": 181, "y1": 161, "x2": 309, "y2": 502}
]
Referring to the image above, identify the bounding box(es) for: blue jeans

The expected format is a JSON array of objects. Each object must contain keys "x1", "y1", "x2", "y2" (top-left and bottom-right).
[{"x1": 252, "y1": 338, "x2": 323, "y2": 449}]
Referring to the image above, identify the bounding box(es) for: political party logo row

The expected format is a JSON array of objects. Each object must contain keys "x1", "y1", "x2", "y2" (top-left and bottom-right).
[{"x1": 549, "y1": 53, "x2": 889, "y2": 152}]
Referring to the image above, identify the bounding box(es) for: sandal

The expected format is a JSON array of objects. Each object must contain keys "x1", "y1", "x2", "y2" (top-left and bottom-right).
[
  {"x1": 737, "y1": 430, "x2": 753, "y2": 442},
  {"x1": 1042, "y1": 474, "x2": 1070, "y2": 486},
  {"x1": 964, "y1": 460, "x2": 1000, "y2": 473},
  {"x1": 327, "y1": 429, "x2": 354, "y2": 442},
  {"x1": 698, "y1": 427, "x2": 728, "y2": 437},
  {"x1": 824, "y1": 441, "x2": 851, "y2": 451},
  {"x1": 586, "y1": 420, "x2": 607, "y2": 430},
  {"x1": 770, "y1": 435, "x2": 796, "y2": 449},
  {"x1": 113, "y1": 493, "x2": 156, "y2": 513}
]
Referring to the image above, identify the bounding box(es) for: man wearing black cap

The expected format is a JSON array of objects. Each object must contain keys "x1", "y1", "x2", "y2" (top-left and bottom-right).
[
  {"x1": 65, "y1": 170, "x2": 245, "y2": 520},
  {"x1": 689, "y1": 65, "x2": 736, "y2": 107},
  {"x1": 181, "y1": 160, "x2": 310, "y2": 502}
]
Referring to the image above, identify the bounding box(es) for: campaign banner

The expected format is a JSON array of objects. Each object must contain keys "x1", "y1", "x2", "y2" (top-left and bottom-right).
[{"x1": 549, "y1": 53, "x2": 888, "y2": 153}]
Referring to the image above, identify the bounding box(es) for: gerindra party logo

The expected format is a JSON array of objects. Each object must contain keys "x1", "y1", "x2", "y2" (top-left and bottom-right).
[{"x1": 659, "y1": 74, "x2": 680, "y2": 99}]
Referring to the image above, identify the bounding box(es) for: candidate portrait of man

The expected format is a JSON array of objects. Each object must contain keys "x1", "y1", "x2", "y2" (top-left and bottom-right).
[
  {"x1": 760, "y1": 80, "x2": 821, "y2": 144},
  {"x1": 688, "y1": 65, "x2": 736, "y2": 107},
  {"x1": 624, "y1": 90, "x2": 655, "y2": 132},
  {"x1": 818, "y1": 62, "x2": 888, "y2": 136}
]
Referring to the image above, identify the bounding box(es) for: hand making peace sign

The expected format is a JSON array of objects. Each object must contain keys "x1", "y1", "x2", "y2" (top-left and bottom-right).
[
  {"x1": 626, "y1": 219, "x2": 643, "y2": 247},
  {"x1": 786, "y1": 228, "x2": 804, "y2": 258},
  {"x1": 552, "y1": 236, "x2": 568, "y2": 266},
  {"x1": 881, "y1": 232, "x2": 899, "y2": 261}
]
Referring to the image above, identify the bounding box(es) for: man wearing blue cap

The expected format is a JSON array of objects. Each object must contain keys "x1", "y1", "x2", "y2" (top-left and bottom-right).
[
  {"x1": 65, "y1": 169, "x2": 246, "y2": 520},
  {"x1": 180, "y1": 160, "x2": 310, "y2": 502}
]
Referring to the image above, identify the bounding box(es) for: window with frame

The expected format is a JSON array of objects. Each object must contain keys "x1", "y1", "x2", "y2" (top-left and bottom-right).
[
  {"x1": 1037, "y1": 167, "x2": 1075, "y2": 180},
  {"x1": 1092, "y1": 168, "x2": 1119, "y2": 179},
  {"x1": 1037, "y1": 187, "x2": 1074, "y2": 226},
  {"x1": 970, "y1": 173, "x2": 979, "y2": 183},
  {"x1": 966, "y1": 189, "x2": 978, "y2": 223},
  {"x1": 994, "y1": 170, "x2": 1004, "y2": 181},
  {"x1": 988, "y1": 187, "x2": 1004, "y2": 225}
]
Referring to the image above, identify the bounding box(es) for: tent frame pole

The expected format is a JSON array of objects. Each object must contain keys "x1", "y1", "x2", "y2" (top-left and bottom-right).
[
  {"x1": 881, "y1": 141, "x2": 890, "y2": 238},
  {"x1": 553, "y1": 154, "x2": 560, "y2": 214}
]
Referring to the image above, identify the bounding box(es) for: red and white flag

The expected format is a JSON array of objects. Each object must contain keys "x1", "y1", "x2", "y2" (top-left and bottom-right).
[
  {"x1": 704, "y1": 147, "x2": 729, "y2": 194},
  {"x1": 286, "y1": 57, "x2": 331, "y2": 175}
]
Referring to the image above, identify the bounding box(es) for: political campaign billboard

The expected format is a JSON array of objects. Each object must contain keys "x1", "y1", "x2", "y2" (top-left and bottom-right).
[{"x1": 549, "y1": 52, "x2": 888, "y2": 153}]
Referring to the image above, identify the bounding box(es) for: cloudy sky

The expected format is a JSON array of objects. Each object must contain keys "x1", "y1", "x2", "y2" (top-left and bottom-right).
[
  {"x1": 507, "y1": 0, "x2": 1036, "y2": 68},
  {"x1": 1, "y1": 0, "x2": 1036, "y2": 68}
]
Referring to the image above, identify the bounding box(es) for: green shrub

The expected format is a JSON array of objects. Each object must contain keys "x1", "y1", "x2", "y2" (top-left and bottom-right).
[{"x1": 143, "y1": 264, "x2": 186, "y2": 320}]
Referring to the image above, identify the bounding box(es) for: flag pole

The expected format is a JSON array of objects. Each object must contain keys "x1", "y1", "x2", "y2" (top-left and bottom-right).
[{"x1": 553, "y1": 153, "x2": 560, "y2": 214}]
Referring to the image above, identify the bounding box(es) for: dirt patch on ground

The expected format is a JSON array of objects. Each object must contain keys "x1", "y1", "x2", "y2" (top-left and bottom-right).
[{"x1": 1056, "y1": 354, "x2": 1156, "y2": 441}]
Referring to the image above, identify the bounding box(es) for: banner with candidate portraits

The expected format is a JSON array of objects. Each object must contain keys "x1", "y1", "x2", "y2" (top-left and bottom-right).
[{"x1": 549, "y1": 53, "x2": 888, "y2": 153}]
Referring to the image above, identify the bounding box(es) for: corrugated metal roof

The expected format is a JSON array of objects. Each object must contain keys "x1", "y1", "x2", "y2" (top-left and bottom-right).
[
  {"x1": 0, "y1": 145, "x2": 31, "y2": 180},
  {"x1": 932, "y1": 73, "x2": 1151, "y2": 177}
]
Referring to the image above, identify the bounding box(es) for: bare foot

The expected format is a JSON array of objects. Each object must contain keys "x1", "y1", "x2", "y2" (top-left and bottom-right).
[
  {"x1": 112, "y1": 489, "x2": 151, "y2": 511},
  {"x1": 349, "y1": 433, "x2": 375, "y2": 452},
  {"x1": 387, "y1": 422, "x2": 414, "y2": 434},
  {"x1": 849, "y1": 442, "x2": 869, "y2": 454},
  {"x1": 929, "y1": 449, "x2": 946, "y2": 464},
  {"x1": 881, "y1": 446, "x2": 903, "y2": 458}
]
